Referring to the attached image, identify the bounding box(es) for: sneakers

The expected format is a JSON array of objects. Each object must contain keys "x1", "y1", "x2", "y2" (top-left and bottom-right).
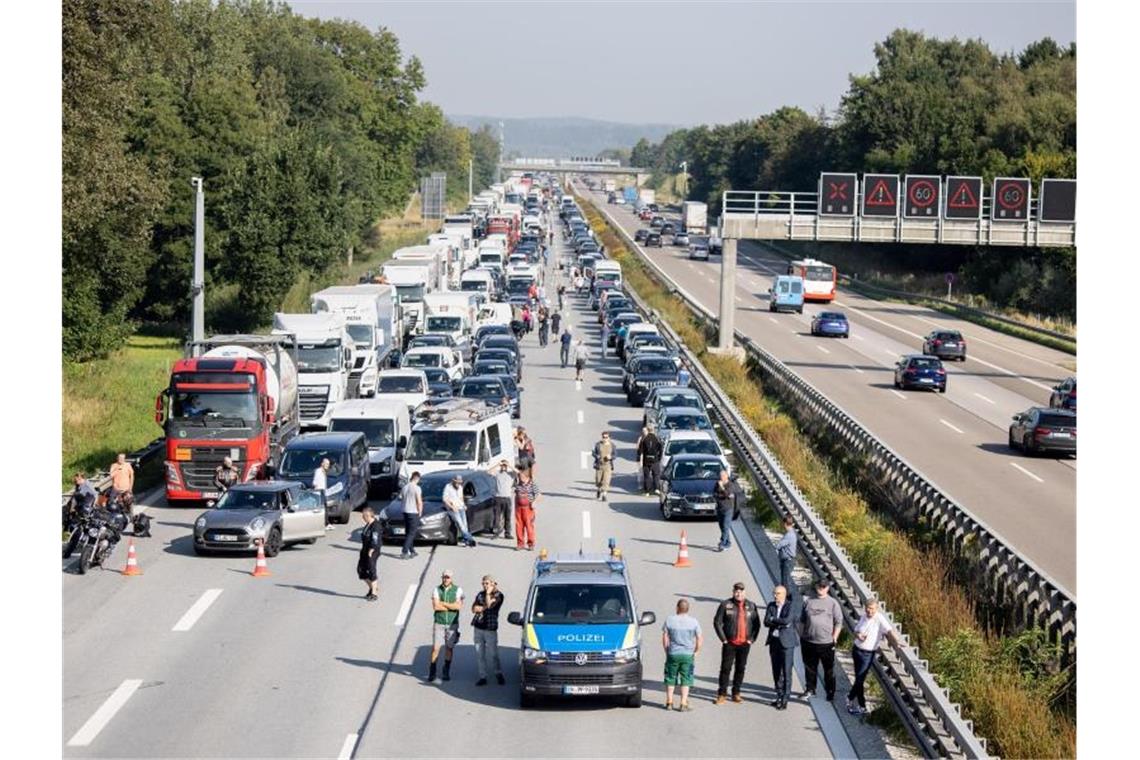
[
  {"x1": 803, "y1": 689, "x2": 816, "y2": 699},
  {"x1": 496, "y1": 673, "x2": 505, "y2": 685},
  {"x1": 846, "y1": 698, "x2": 864, "y2": 715},
  {"x1": 714, "y1": 695, "x2": 726, "y2": 705},
  {"x1": 325, "y1": 524, "x2": 335, "y2": 531},
  {"x1": 475, "y1": 678, "x2": 487, "y2": 687},
  {"x1": 601, "y1": 493, "x2": 608, "y2": 502},
  {"x1": 679, "y1": 703, "x2": 692, "y2": 712},
  {"x1": 365, "y1": 593, "x2": 377, "y2": 602}
]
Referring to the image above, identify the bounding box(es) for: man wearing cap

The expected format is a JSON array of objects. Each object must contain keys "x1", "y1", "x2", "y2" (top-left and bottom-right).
[
  {"x1": 429, "y1": 571, "x2": 464, "y2": 683},
  {"x1": 471, "y1": 575, "x2": 505, "y2": 686},
  {"x1": 712, "y1": 581, "x2": 762, "y2": 704},
  {"x1": 442, "y1": 474, "x2": 477, "y2": 547},
  {"x1": 493, "y1": 460, "x2": 515, "y2": 540},
  {"x1": 800, "y1": 578, "x2": 844, "y2": 701}
]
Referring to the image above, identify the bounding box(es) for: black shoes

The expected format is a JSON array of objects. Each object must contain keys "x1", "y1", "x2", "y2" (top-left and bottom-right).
[
  {"x1": 428, "y1": 663, "x2": 437, "y2": 683},
  {"x1": 496, "y1": 673, "x2": 506, "y2": 685},
  {"x1": 442, "y1": 663, "x2": 451, "y2": 682},
  {"x1": 365, "y1": 593, "x2": 377, "y2": 602},
  {"x1": 475, "y1": 678, "x2": 488, "y2": 687}
]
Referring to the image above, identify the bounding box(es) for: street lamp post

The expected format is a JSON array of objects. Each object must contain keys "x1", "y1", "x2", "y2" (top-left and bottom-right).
[{"x1": 191, "y1": 176, "x2": 205, "y2": 343}]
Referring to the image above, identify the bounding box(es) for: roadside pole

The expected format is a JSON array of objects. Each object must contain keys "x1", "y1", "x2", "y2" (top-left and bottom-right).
[{"x1": 191, "y1": 177, "x2": 205, "y2": 343}]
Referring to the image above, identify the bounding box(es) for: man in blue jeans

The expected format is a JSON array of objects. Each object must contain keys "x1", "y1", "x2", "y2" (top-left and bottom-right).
[
  {"x1": 400, "y1": 471, "x2": 423, "y2": 559},
  {"x1": 713, "y1": 470, "x2": 739, "y2": 551},
  {"x1": 442, "y1": 473, "x2": 476, "y2": 547}
]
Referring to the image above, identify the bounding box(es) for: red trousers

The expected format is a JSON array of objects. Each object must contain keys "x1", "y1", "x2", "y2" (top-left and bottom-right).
[{"x1": 515, "y1": 506, "x2": 536, "y2": 548}]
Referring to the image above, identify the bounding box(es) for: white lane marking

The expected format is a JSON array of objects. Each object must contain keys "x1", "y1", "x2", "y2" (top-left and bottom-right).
[
  {"x1": 580, "y1": 451, "x2": 589, "y2": 470},
  {"x1": 575, "y1": 379, "x2": 582, "y2": 391},
  {"x1": 883, "y1": 348, "x2": 899, "y2": 357},
  {"x1": 582, "y1": 511, "x2": 592, "y2": 538},
  {"x1": 577, "y1": 409, "x2": 584, "y2": 424},
  {"x1": 854, "y1": 335, "x2": 865, "y2": 341},
  {"x1": 172, "y1": 589, "x2": 223, "y2": 632},
  {"x1": 1010, "y1": 462, "x2": 1045, "y2": 483},
  {"x1": 974, "y1": 392, "x2": 995, "y2": 404},
  {"x1": 67, "y1": 679, "x2": 143, "y2": 747},
  {"x1": 816, "y1": 345, "x2": 830, "y2": 355},
  {"x1": 939, "y1": 419, "x2": 965, "y2": 434},
  {"x1": 849, "y1": 365, "x2": 864, "y2": 374},
  {"x1": 890, "y1": 390, "x2": 907, "y2": 400},
  {"x1": 735, "y1": 295, "x2": 743, "y2": 303},
  {"x1": 394, "y1": 583, "x2": 416, "y2": 627},
  {"x1": 769, "y1": 317, "x2": 780, "y2": 325},
  {"x1": 338, "y1": 733, "x2": 359, "y2": 760}
]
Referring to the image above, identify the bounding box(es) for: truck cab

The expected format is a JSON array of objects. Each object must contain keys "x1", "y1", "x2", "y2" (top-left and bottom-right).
[
  {"x1": 272, "y1": 313, "x2": 353, "y2": 429},
  {"x1": 768, "y1": 275, "x2": 805, "y2": 314},
  {"x1": 507, "y1": 551, "x2": 655, "y2": 708}
]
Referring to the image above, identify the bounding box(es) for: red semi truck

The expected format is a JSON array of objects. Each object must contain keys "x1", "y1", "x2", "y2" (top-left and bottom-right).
[{"x1": 156, "y1": 335, "x2": 300, "y2": 503}]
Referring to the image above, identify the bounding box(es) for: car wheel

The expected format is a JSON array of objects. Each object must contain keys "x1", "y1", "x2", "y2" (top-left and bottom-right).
[
  {"x1": 843, "y1": 333, "x2": 849, "y2": 339},
  {"x1": 265, "y1": 527, "x2": 283, "y2": 557},
  {"x1": 893, "y1": 377, "x2": 901, "y2": 389},
  {"x1": 302, "y1": 537, "x2": 318, "y2": 545},
  {"x1": 520, "y1": 692, "x2": 537, "y2": 709},
  {"x1": 960, "y1": 354, "x2": 967, "y2": 362},
  {"x1": 193, "y1": 544, "x2": 209, "y2": 556},
  {"x1": 661, "y1": 500, "x2": 672, "y2": 520},
  {"x1": 797, "y1": 307, "x2": 803, "y2": 314},
  {"x1": 939, "y1": 384, "x2": 947, "y2": 394},
  {"x1": 337, "y1": 507, "x2": 352, "y2": 525},
  {"x1": 1023, "y1": 434, "x2": 1035, "y2": 455},
  {"x1": 625, "y1": 690, "x2": 642, "y2": 708},
  {"x1": 448, "y1": 522, "x2": 460, "y2": 546},
  {"x1": 1009, "y1": 430, "x2": 1019, "y2": 450}
]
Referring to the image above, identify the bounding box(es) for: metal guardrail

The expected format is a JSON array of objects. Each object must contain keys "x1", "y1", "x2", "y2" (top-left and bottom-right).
[
  {"x1": 61, "y1": 438, "x2": 166, "y2": 507},
  {"x1": 576, "y1": 186, "x2": 998, "y2": 757}
]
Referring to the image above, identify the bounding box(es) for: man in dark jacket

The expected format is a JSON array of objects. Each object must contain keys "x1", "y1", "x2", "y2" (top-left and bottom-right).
[
  {"x1": 712, "y1": 581, "x2": 762, "y2": 704},
  {"x1": 713, "y1": 470, "x2": 741, "y2": 551},
  {"x1": 636, "y1": 426, "x2": 663, "y2": 496},
  {"x1": 764, "y1": 585, "x2": 798, "y2": 709}
]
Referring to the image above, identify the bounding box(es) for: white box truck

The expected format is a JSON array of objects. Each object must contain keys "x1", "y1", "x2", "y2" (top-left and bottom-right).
[
  {"x1": 379, "y1": 261, "x2": 434, "y2": 337},
  {"x1": 422, "y1": 291, "x2": 479, "y2": 360},
  {"x1": 391, "y1": 245, "x2": 448, "y2": 292},
  {"x1": 309, "y1": 284, "x2": 400, "y2": 398},
  {"x1": 638, "y1": 188, "x2": 656, "y2": 205},
  {"x1": 272, "y1": 312, "x2": 353, "y2": 429},
  {"x1": 603, "y1": 179, "x2": 616, "y2": 193},
  {"x1": 680, "y1": 201, "x2": 708, "y2": 234}
]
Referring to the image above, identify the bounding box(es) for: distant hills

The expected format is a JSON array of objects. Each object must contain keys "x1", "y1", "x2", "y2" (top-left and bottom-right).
[{"x1": 448, "y1": 115, "x2": 681, "y2": 160}]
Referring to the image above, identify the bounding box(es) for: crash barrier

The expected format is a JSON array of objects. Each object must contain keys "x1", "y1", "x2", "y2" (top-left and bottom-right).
[
  {"x1": 581, "y1": 189, "x2": 998, "y2": 757},
  {"x1": 61, "y1": 438, "x2": 166, "y2": 507}
]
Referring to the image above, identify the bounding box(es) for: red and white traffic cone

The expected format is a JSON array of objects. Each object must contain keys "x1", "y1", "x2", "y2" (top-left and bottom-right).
[
  {"x1": 673, "y1": 530, "x2": 693, "y2": 568},
  {"x1": 121, "y1": 539, "x2": 143, "y2": 576},
  {"x1": 252, "y1": 540, "x2": 271, "y2": 578}
]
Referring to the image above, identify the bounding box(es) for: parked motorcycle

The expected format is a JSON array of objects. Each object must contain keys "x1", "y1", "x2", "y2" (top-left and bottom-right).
[{"x1": 69, "y1": 508, "x2": 127, "y2": 574}]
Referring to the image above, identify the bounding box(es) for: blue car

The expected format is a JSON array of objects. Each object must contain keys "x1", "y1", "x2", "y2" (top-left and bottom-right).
[
  {"x1": 893, "y1": 355, "x2": 947, "y2": 393},
  {"x1": 811, "y1": 311, "x2": 850, "y2": 338}
]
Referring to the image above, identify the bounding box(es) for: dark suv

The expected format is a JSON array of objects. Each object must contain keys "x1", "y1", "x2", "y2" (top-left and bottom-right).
[
  {"x1": 645, "y1": 232, "x2": 663, "y2": 247},
  {"x1": 922, "y1": 330, "x2": 967, "y2": 361},
  {"x1": 1008, "y1": 407, "x2": 1076, "y2": 456},
  {"x1": 626, "y1": 355, "x2": 681, "y2": 405},
  {"x1": 893, "y1": 355, "x2": 947, "y2": 393}
]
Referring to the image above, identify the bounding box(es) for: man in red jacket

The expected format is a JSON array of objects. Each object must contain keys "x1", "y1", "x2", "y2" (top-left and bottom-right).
[{"x1": 712, "y1": 581, "x2": 762, "y2": 704}]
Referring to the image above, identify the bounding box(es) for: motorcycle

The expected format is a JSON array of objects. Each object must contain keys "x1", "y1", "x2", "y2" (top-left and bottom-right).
[{"x1": 69, "y1": 507, "x2": 127, "y2": 574}]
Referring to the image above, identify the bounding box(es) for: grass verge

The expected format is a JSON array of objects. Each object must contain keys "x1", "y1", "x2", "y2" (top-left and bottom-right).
[{"x1": 577, "y1": 192, "x2": 1076, "y2": 759}]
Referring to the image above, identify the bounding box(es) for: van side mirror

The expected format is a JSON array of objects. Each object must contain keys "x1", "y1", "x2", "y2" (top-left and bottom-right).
[
  {"x1": 639, "y1": 611, "x2": 656, "y2": 626},
  {"x1": 398, "y1": 435, "x2": 407, "y2": 449},
  {"x1": 507, "y1": 611, "x2": 523, "y2": 626},
  {"x1": 154, "y1": 392, "x2": 165, "y2": 425}
]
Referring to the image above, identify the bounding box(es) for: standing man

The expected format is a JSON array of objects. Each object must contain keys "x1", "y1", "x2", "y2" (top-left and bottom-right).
[
  {"x1": 399, "y1": 471, "x2": 423, "y2": 559},
  {"x1": 513, "y1": 467, "x2": 540, "y2": 551},
  {"x1": 661, "y1": 598, "x2": 703, "y2": 711},
  {"x1": 471, "y1": 575, "x2": 505, "y2": 686},
  {"x1": 764, "y1": 585, "x2": 798, "y2": 710},
  {"x1": 800, "y1": 578, "x2": 844, "y2": 701},
  {"x1": 538, "y1": 309, "x2": 550, "y2": 347},
  {"x1": 63, "y1": 473, "x2": 98, "y2": 557},
  {"x1": 429, "y1": 571, "x2": 464, "y2": 683},
  {"x1": 108, "y1": 453, "x2": 134, "y2": 504},
  {"x1": 712, "y1": 470, "x2": 740, "y2": 552},
  {"x1": 636, "y1": 426, "x2": 663, "y2": 496},
  {"x1": 592, "y1": 431, "x2": 616, "y2": 502},
  {"x1": 677, "y1": 366, "x2": 691, "y2": 387},
  {"x1": 213, "y1": 456, "x2": 239, "y2": 492},
  {"x1": 357, "y1": 506, "x2": 381, "y2": 601},
  {"x1": 712, "y1": 581, "x2": 761, "y2": 704},
  {"x1": 313, "y1": 457, "x2": 333, "y2": 531},
  {"x1": 847, "y1": 597, "x2": 901, "y2": 716},
  {"x1": 557, "y1": 283, "x2": 566, "y2": 311},
  {"x1": 551, "y1": 310, "x2": 562, "y2": 336},
  {"x1": 573, "y1": 338, "x2": 589, "y2": 381},
  {"x1": 493, "y1": 460, "x2": 515, "y2": 540},
  {"x1": 560, "y1": 326, "x2": 574, "y2": 368},
  {"x1": 776, "y1": 515, "x2": 798, "y2": 594},
  {"x1": 600, "y1": 319, "x2": 609, "y2": 359},
  {"x1": 442, "y1": 474, "x2": 477, "y2": 547}
]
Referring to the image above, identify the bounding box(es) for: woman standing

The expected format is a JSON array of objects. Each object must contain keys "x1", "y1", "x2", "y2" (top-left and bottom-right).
[{"x1": 357, "y1": 506, "x2": 382, "y2": 601}]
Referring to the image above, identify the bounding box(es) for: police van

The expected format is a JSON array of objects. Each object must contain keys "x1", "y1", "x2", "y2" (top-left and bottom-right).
[{"x1": 506, "y1": 550, "x2": 656, "y2": 708}]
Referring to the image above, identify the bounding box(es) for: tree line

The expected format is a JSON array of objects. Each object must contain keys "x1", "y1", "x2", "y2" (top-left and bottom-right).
[
  {"x1": 63, "y1": 0, "x2": 500, "y2": 361},
  {"x1": 629, "y1": 31, "x2": 1076, "y2": 319}
]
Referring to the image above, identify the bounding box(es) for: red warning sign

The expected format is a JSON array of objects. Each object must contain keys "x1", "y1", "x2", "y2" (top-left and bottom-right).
[
  {"x1": 904, "y1": 175, "x2": 941, "y2": 219},
  {"x1": 944, "y1": 176, "x2": 982, "y2": 220},
  {"x1": 861, "y1": 174, "x2": 899, "y2": 217}
]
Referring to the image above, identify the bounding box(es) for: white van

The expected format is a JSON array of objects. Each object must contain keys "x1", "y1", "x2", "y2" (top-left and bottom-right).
[
  {"x1": 594, "y1": 260, "x2": 623, "y2": 288},
  {"x1": 460, "y1": 268, "x2": 498, "y2": 300},
  {"x1": 401, "y1": 399, "x2": 517, "y2": 480},
  {"x1": 327, "y1": 398, "x2": 411, "y2": 497},
  {"x1": 478, "y1": 245, "x2": 505, "y2": 271},
  {"x1": 374, "y1": 369, "x2": 430, "y2": 413}
]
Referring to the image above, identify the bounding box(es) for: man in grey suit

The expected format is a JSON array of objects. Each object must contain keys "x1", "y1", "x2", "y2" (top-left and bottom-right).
[{"x1": 763, "y1": 585, "x2": 798, "y2": 710}]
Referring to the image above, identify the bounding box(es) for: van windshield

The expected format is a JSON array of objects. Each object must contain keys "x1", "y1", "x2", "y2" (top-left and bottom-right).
[
  {"x1": 403, "y1": 353, "x2": 442, "y2": 368},
  {"x1": 329, "y1": 419, "x2": 395, "y2": 448},
  {"x1": 279, "y1": 449, "x2": 345, "y2": 478},
  {"x1": 531, "y1": 585, "x2": 633, "y2": 624},
  {"x1": 406, "y1": 430, "x2": 478, "y2": 461},
  {"x1": 395, "y1": 285, "x2": 425, "y2": 303},
  {"x1": 426, "y1": 316, "x2": 462, "y2": 333},
  {"x1": 378, "y1": 376, "x2": 425, "y2": 393}
]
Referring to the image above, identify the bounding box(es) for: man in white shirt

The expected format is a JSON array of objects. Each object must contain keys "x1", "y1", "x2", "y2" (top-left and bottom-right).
[
  {"x1": 313, "y1": 458, "x2": 333, "y2": 530},
  {"x1": 846, "y1": 597, "x2": 901, "y2": 715},
  {"x1": 442, "y1": 474, "x2": 476, "y2": 547}
]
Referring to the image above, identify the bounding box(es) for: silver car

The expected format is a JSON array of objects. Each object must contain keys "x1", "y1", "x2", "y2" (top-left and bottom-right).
[{"x1": 193, "y1": 482, "x2": 326, "y2": 557}]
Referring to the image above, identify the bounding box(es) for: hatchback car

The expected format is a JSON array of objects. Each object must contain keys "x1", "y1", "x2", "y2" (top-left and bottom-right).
[
  {"x1": 473, "y1": 348, "x2": 520, "y2": 381},
  {"x1": 673, "y1": 231, "x2": 690, "y2": 246},
  {"x1": 643, "y1": 387, "x2": 707, "y2": 428},
  {"x1": 1008, "y1": 407, "x2": 1076, "y2": 456},
  {"x1": 893, "y1": 355, "x2": 947, "y2": 393},
  {"x1": 606, "y1": 313, "x2": 644, "y2": 346},
  {"x1": 689, "y1": 243, "x2": 710, "y2": 261},
  {"x1": 811, "y1": 311, "x2": 850, "y2": 338},
  {"x1": 472, "y1": 358, "x2": 512, "y2": 378},
  {"x1": 660, "y1": 222, "x2": 676, "y2": 236},
  {"x1": 1049, "y1": 377, "x2": 1076, "y2": 411},
  {"x1": 650, "y1": 217, "x2": 664, "y2": 229},
  {"x1": 456, "y1": 375, "x2": 515, "y2": 416},
  {"x1": 634, "y1": 228, "x2": 650, "y2": 243},
  {"x1": 922, "y1": 330, "x2": 967, "y2": 361},
  {"x1": 659, "y1": 455, "x2": 725, "y2": 521},
  {"x1": 659, "y1": 430, "x2": 730, "y2": 477},
  {"x1": 421, "y1": 368, "x2": 455, "y2": 399},
  {"x1": 193, "y1": 482, "x2": 326, "y2": 556},
  {"x1": 626, "y1": 356, "x2": 682, "y2": 405},
  {"x1": 379, "y1": 469, "x2": 498, "y2": 544},
  {"x1": 645, "y1": 232, "x2": 663, "y2": 247}
]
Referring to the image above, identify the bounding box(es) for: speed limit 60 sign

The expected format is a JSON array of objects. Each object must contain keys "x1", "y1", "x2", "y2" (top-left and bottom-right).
[
  {"x1": 991, "y1": 178, "x2": 1030, "y2": 221},
  {"x1": 904, "y1": 175, "x2": 941, "y2": 219}
]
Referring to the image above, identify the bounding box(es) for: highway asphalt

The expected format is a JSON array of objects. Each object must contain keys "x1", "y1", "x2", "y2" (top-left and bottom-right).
[
  {"x1": 582, "y1": 183, "x2": 1076, "y2": 594},
  {"x1": 63, "y1": 229, "x2": 843, "y2": 758}
]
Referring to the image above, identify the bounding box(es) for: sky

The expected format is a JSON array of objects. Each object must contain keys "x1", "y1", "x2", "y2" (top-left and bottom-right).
[{"x1": 290, "y1": 0, "x2": 1075, "y2": 126}]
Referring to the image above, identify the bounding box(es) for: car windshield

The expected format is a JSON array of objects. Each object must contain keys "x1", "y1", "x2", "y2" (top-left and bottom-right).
[
  {"x1": 279, "y1": 449, "x2": 345, "y2": 477},
  {"x1": 666, "y1": 438, "x2": 720, "y2": 457},
  {"x1": 295, "y1": 345, "x2": 342, "y2": 372},
  {"x1": 496, "y1": 376, "x2": 518, "y2": 395},
  {"x1": 531, "y1": 585, "x2": 633, "y2": 625},
  {"x1": 214, "y1": 489, "x2": 281, "y2": 511},
  {"x1": 479, "y1": 350, "x2": 514, "y2": 364},
  {"x1": 422, "y1": 369, "x2": 450, "y2": 384},
  {"x1": 507, "y1": 279, "x2": 532, "y2": 294},
  {"x1": 329, "y1": 418, "x2": 395, "y2": 448},
  {"x1": 474, "y1": 362, "x2": 508, "y2": 374},
  {"x1": 406, "y1": 430, "x2": 478, "y2": 461},
  {"x1": 460, "y1": 379, "x2": 505, "y2": 398},
  {"x1": 461, "y1": 280, "x2": 487, "y2": 292},
  {"x1": 346, "y1": 324, "x2": 373, "y2": 345},
  {"x1": 403, "y1": 353, "x2": 442, "y2": 368},
  {"x1": 426, "y1": 317, "x2": 462, "y2": 333},
  {"x1": 378, "y1": 376, "x2": 424, "y2": 393},
  {"x1": 671, "y1": 460, "x2": 722, "y2": 480},
  {"x1": 418, "y1": 475, "x2": 467, "y2": 502},
  {"x1": 171, "y1": 390, "x2": 257, "y2": 424},
  {"x1": 1039, "y1": 413, "x2": 1076, "y2": 427},
  {"x1": 637, "y1": 359, "x2": 677, "y2": 374},
  {"x1": 665, "y1": 412, "x2": 710, "y2": 430}
]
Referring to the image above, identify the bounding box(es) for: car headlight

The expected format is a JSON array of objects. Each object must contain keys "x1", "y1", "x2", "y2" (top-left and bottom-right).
[
  {"x1": 614, "y1": 646, "x2": 639, "y2": 662},
  {"x1": 378, "y1": 460, "x2": 392, "y2": 474},
  {"x1": 195, "y1": 516, "x2": 207, "y2": 529},
  {"x1": 421, "y1": 512, "x2": 446, "y2": 525},
  {"x1": 251, "y1": 517, "x2": 266, "y2": 531},
  {"x1": 523, "y1": 647, "x2": 548, "y2": 660},
  {"x1": 667, "y1": 492, "x2": 686, "y2": 502}
]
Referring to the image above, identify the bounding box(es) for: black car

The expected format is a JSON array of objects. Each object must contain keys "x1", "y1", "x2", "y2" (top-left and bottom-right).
[
  {"x1": 489, "y1": 373, "x2": 521, "y2": 418},
  {"x1": 893, "y1": 355, "x2": 947, "y2": 393},
  {"x1": 472, "y1": 358, "x2": 512, "y2": 378},
  {"x1": 1008, "y1": 407, "x2": 1076, "y2": 456},
  {"x1": 1049, "y1": 377, "x2": 1076, "y2": 411},
  {"x1": 422, "y1": 368, "x2": 455, "y2": 398},
  {"x1": 626, "y1": 356, "x2": 681, "y2": 405},
  {"x1": 645, "y1": 232, "x2": 663, "y2": 247},
  {"x1": 922, "y1": 330, "x2": 967, "y2": 361},
  {"x1": 658, "y1": 455, "x2": 724, "y2": 520},
  {"x1": 474, "y1": 324, "x2": 514, "y2": 345},
  {"x1": 474, "y1": 348, "x2": 520, "y2": 381},
  {"x1": 649, "y1": 217, "x2": 664, "y2": 229},
  {"x1": 457, "y1": 375, "x2": 512, "y2": 411},
  {"x1": 634, "y1": 228, "x2": 650, "y2": 243},
  {"x1": 660, "y1": 222, "x2": 676, "y2": 236},
  {"x1": 600, "y1": 297, "x2": 633, "y2": 324},
  {"x1": 379, "y1": 469, "x2": 498, "y2": 544}
]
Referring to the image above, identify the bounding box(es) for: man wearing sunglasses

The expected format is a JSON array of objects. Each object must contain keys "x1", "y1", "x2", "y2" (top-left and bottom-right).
[{"x1": 429, "y1": 571, "x2": 465, "y2": 683}]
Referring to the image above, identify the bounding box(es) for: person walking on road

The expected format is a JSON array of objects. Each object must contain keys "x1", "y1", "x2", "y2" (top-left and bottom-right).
[
  {"x1": 713, "y1": 470, "x2": 741, "y2": 552},
  {"x1": 551, "y1": 310, "x2": 562, "y2": 335},
  {"x1": 429, "y1": 571, "x2": 464, "y2": 683},
  {"x1": 600, "y1": 320, "x2": 609, "y2": 359},
  {"x1": 592, "y1": 431, "x2": 616, "y2": 501},
  {"x1": 560, "y1": 327, "x2": 574, "y2": 368},
  {"x1": 636, "y1": 426, "x2": 663, "y2": 495},
  {"x1": 573, "y1": 338, "x2": 589, "y2": 381},
  {"x1": 214, "y1": 456, "x2": 240, "y2": 492},
  {"x1": 443, "y1": 474, "x2": 477, "y2": 547},
  {"x1": 538, "y1": 310, "x2": 550, "y2": 347},
  {"x1": 313, "y1": 457, "x2": 334, "y2": 531},
  {"x1": 557, "y1": 284, "x2": 566, "y2": 310},
  {"x1": 847, "y1": 597, "x2": 900, "y2": 715},
  {"x1": 662, "y1": 598, "x2": 703, "y2": 711},
  {"x1": 357, "y1": 506, "x2": 382, "y2": 601},
  {"x1": 713, "y1": 581, "x2": 762, "y2": 704},
  {"x1": 515, "y1": 427, "x2": 536, "y2": 478},
  {"x1": 776, "y1": 515, "x2": 798, "y2": 594},
  {"x1": 493, "y1": 460, "x2": 515, "y2": 540},
  {"x1": 800, "y1": 578, "x2": 843, "y2": 701},
  {"x1": 472, "y1": 575, "x2": 506, "y2": 686},
  {"x1": 109, "y1": 453, "x2": 134, "y2": 504},
  {"x1": 513, "y1": 468, "x2": 540, "y2": 551},
  {"x1": 764, "y1": 585, "x2": 798, "y2": 710},
  {"x1": 399, "y1": 471, "x2": 423, "y2": 559}
]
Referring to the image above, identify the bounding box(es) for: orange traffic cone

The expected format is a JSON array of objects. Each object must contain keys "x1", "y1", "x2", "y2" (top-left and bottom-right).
[
  {"x1": 122, "y1": 539, "x2": 143, "y2": 576},
  {"x1": 252, "y1": 540, "x2": 271, "y2": 577},
  {"x1": 673, "y1": 530, "x2": 693, "y2": 568}
]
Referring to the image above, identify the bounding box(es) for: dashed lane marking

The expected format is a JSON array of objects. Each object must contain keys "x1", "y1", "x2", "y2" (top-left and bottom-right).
[
  {"x1": 1010, "y1": 462, "x2": 1045, "y2": 483},
  {"x1": 974, "y1": 393, "x2": 995, "y2": 404},
  {"x1": 67, "y1": 679, "x2": 142, "y2": 747},
  {"x1": 577, "y1": 410, "x2": 584, "y2": 424},
  {"x1": 394, "y1": 584, "x2": 416, "y2": 627},
  {"x1": 816, "y1": 345, "x2": 830, "y2": 355},
  {"x1": 582, "y1": 511, "x2": 592, "y2": 538},
  {"x1": 580, "y1": 451, "x2": 589, "y2": 470},
  {"x1": 939, "y1": 419, "x2": 965, "y2": 434},
  {"x1": 890, "y1": 390, "x2": 907, "y2": 400},
  {"x1": 338, "y1": 734, "x2": 359, "y2": 760},
  {"x1": 172, "y1": 589, "x2": 223, "y2": 632}
]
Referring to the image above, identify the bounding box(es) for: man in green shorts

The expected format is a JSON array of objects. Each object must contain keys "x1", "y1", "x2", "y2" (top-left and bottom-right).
[{"x1": 662, "y1": 598, "x2": 703, "y2": 711}]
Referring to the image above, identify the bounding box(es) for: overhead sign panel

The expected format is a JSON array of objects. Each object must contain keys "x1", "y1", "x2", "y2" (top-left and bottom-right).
[
  {"x1": 991, "y1": 177, "x2": 1030, "y2": 221},
  {"x1": 861, "y1": 174, "x2": 899, "y2": 217},
  {"x1": 1039, "y1": 179, "x2": 1076, "y2": 223},
  {"x1": 944, "y1": 176, "x2": 982, "y2": 220},
  {"x1": 818, "y1": 173, "x2": 857, "y2": 217},
  {"x1": 904, "y1": 175, "x2": 941, "y2": 219}
]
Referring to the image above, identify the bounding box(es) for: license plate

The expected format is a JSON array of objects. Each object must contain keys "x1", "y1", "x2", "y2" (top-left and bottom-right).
[
  {"x1": 920, "y1": 378, "x2": 933, "y2": 383},
  {"x1": 391, "y1": 527, "x2": 405, "y2": 535},
  {"x1": 563, "y1": 685, "x2": 600, "y2": 695},
  {"x1": 943, "y1": 342, "x2": 957, "y2": 347},
  {"x1": 202, "y1": 491, "x2": 220, "y2": 499},
  {"x1": 1054, "y1": 432, "x2": 1071, "y2": 438},
  {"x1": 213, "y1": 534, "x2": 239, "y2": 542}
]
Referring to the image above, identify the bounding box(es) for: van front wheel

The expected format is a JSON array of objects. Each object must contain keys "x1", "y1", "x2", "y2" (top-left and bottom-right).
[{"x1": 625, "y1": 690, "x2": 642, "y2": 708}]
